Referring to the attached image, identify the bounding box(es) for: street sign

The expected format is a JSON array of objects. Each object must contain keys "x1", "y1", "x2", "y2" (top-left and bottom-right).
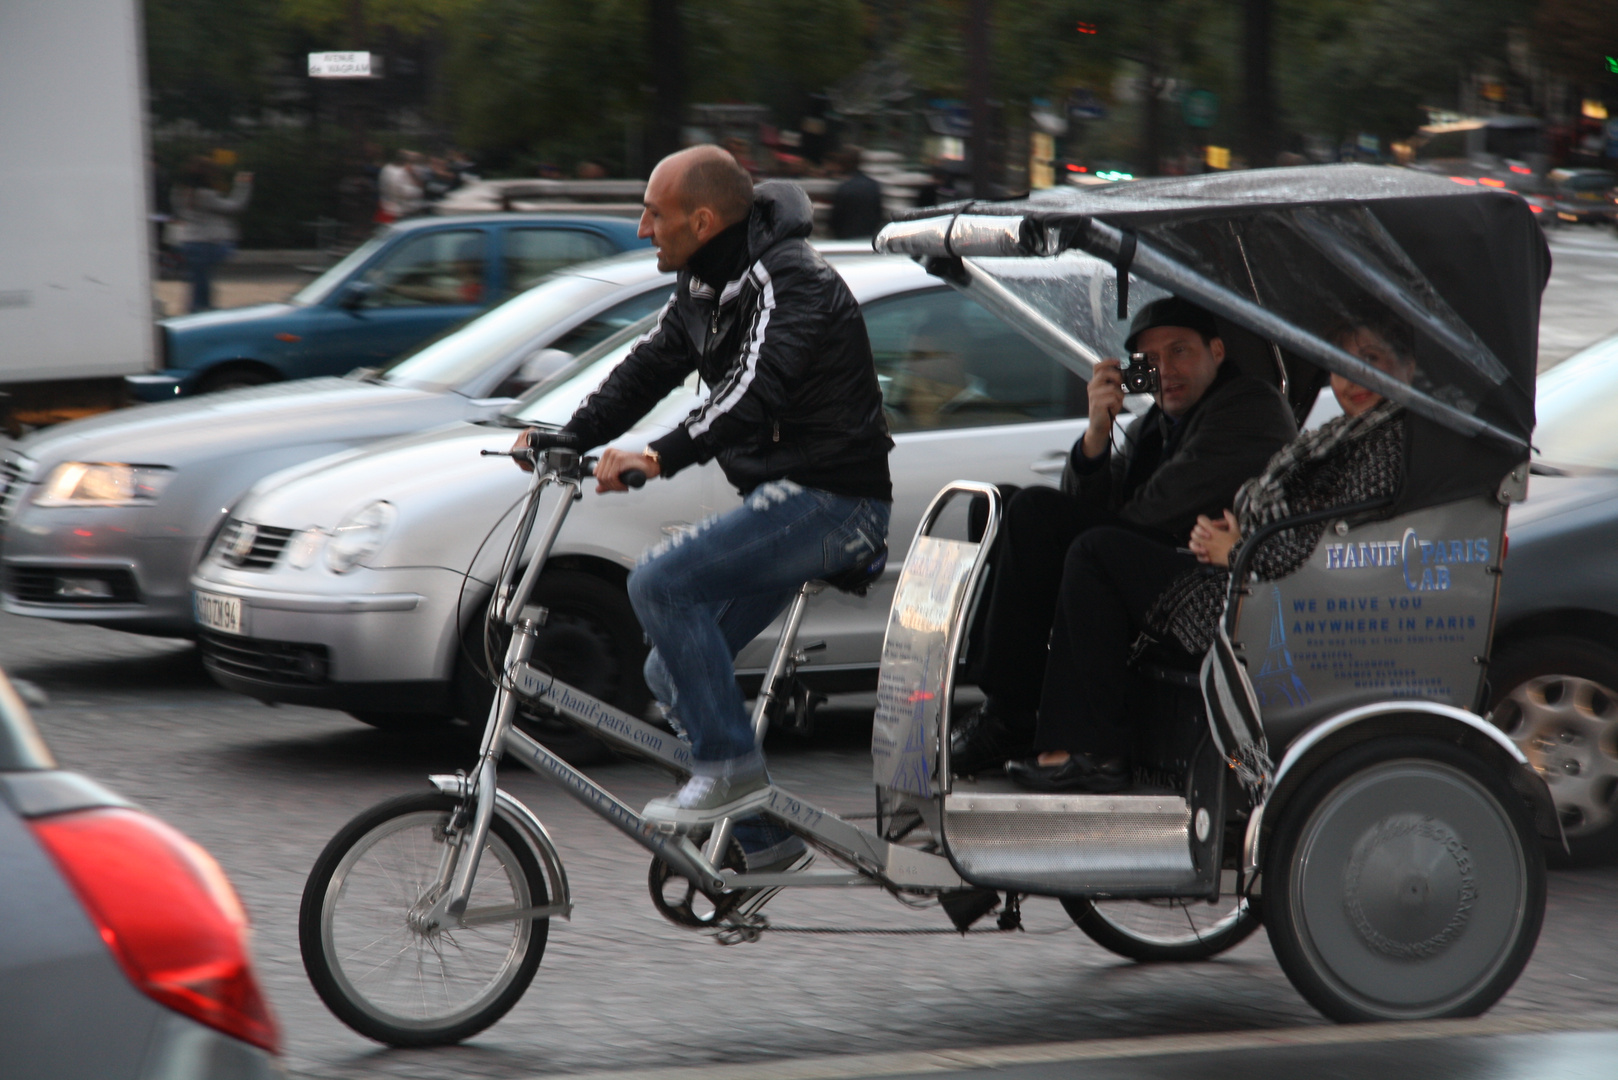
[
  {"x1": 1183, "y1": 89, "x2": 1218, "y2": 129},
  {"x1": 308, "y1": 52, "x2": 377, "y2": 78},
  {"x1": 1068, "y1": 88, "x2": 1107, "y2": 121}
]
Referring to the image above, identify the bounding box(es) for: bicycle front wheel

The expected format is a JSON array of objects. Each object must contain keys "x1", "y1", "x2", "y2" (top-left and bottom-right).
[
  {"x1": 299, "y1": 792, "x2": 549, "y2": 1047},
  {"x1": 1062, "y1": 894, "x2": 1260, "y2": 962}
]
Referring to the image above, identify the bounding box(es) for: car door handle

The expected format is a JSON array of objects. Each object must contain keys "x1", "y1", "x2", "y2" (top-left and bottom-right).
[{"x1": 1030, "y1": 451, "x2": 1068, "y2": 476}]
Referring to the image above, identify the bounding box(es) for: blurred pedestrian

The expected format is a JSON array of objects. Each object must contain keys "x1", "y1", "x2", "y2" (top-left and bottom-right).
[
  {"x1": 829, "y1": 147, "x2": 885, "y2": 239},
  {"x1": 377, "y1": 149, "x2": 425, "y2": 222},
  {"x1": 448, "y1": 149, "x2": 479, "y2": 186},
  {"x1": 421, "y1": 155, "x2": 461, "y2": 203},
  {"x1": 576, "y1": 160, "x2": 608, "y2": 180},
  {"x1": 169, "y1": 156, "x2": 252, "y2": 313}
]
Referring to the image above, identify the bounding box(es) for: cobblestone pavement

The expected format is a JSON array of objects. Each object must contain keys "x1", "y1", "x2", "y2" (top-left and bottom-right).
[{"x1": 2, "y1": 612, "x2": 1615, "y2": 1079}]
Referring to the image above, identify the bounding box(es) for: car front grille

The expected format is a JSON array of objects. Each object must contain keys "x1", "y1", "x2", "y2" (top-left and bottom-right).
[
  {"x1": 213, "y1": 519, "x2": 296, "y2": 570},
  {"x1": 0, "y1": 463, "x2": 25, "y2": 533},
  {"x1": 199, "y1": 630, "x2": 331, "y2": 686},
  {"x1": 6, "y1": 566, "x2": 140, "y2": 605}
]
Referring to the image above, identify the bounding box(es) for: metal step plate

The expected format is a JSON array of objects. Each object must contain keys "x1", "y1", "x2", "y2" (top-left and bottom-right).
[{"x1": 943, "y1": 792, "x2": 1199, "y2": 896}]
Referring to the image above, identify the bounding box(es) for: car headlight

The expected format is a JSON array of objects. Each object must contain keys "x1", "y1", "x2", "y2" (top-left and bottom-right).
[
  {"x1": 34, "y1": 463, "x2": 175, "y2": 506},
  {"x1": 325, "y1": 501, "x2": 396, "y2": 574}
]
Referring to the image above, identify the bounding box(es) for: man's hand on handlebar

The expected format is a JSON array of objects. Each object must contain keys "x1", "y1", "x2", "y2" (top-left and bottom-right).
[
  {"x1": 594, "y1": 447, "x2": 660, "y2": 494},
  {"x1": 509, "y1": 428, "x2": 540, "y2": 472},
  {"x1": 1080, "y1": 359, "x2": 1126, "y2": 460}
]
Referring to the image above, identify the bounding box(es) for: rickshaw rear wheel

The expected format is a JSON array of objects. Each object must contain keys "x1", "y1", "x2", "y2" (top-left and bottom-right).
[
  {"x1": 1264, "y1": 736, "x2": 1545, "y2": 1023},
  {"x1": 1061, "y1": 895, "x2": 1260, "y2": 962}
]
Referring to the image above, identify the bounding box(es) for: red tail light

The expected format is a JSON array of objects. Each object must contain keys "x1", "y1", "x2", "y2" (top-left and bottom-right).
[{"x1": 30, "y1": 808, "x2": 279, "y2": 1053}]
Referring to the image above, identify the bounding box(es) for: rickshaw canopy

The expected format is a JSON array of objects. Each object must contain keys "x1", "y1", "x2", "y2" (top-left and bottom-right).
[{"x1": 874, "y1": 164, "x2": 1549, "y2": 512}]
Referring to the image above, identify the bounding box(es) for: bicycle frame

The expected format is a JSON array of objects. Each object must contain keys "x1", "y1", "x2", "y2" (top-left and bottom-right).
[{"x1": 428, "y1": 447, "x2": 969, "y2": 931}]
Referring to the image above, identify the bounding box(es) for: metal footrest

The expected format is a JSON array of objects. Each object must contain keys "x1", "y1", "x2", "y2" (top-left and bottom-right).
[{"x1": 942, "y1": 792, "x2": 1200, "y2": 896}]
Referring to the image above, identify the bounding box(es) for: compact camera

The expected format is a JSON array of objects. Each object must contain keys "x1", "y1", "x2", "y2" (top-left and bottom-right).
[{"x1": 1121, "y1": 352, "x2": 1160, "y2": 395}]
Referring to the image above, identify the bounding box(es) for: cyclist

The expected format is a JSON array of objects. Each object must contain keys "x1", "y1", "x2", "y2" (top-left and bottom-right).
[{"x1": 514, "y1": 146, "x2": 892, "y2": 853}]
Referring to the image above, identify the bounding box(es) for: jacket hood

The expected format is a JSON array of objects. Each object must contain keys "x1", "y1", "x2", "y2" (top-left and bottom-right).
[{"x1": 748, "y1": 181, "x2": 814, "y2": 258}]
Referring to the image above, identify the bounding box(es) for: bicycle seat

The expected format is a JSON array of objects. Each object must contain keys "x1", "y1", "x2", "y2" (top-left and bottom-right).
[{"x1": 818, "y1": 546, "x2": 888, "y2": 597}]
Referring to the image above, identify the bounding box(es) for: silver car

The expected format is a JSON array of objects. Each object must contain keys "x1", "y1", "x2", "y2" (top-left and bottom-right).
[
  {"x1": 0, "y1": 252, "x2": 678, "y2": 635},
  {"x1": 186, "y1": 256, "x2": 1093, "y2": 740}
]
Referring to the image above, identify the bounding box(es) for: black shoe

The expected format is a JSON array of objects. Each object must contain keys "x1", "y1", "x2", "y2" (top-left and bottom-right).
[
  {"x1": 1005, "y1": 753, "x2": 1130, "y2": 793},
  {"x1": 950, "y1": 702, "x2": 1033, "y2": 777}
]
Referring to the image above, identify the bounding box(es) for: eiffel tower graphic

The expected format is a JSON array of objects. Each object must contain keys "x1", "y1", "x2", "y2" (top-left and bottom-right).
[{"x1": 1252, "y1": 585, "x2": 1311, "y2": 709}]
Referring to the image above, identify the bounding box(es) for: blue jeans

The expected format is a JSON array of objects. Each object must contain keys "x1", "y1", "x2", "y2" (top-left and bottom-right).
[
  {"x1": 630, "y1": 480, "x2": 890, "y2": 765},
  {"x1": 181, "y1": 241, "x2": 233, "y2": 312}
]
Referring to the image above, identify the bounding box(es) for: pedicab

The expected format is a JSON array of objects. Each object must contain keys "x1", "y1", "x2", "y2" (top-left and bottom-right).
[{"x1": 299, "y1": 164, "x2": 1559, "y2": 1047}]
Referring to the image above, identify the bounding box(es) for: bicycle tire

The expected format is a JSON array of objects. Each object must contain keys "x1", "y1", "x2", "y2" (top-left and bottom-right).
[
  {"x1": 300, "y1": 792, "x2": 549, "y2": 1047},
  {"x1": 1062, "y1": 895, "x2": 1261, "y2": 962}
]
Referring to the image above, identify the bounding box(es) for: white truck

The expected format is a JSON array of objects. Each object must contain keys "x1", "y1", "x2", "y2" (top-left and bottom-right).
[{"x1": 0, "y1": 0, "x2": 154, "y2": 427}]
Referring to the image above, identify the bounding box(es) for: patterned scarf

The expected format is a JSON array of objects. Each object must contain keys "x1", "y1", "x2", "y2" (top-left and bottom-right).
[{"x1": 1234, "y1": 398, "x2": 1402, "y2": 535}]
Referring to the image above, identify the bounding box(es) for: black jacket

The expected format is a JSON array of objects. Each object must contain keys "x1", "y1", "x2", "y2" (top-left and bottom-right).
[
  {"x1": 1062, "y1": 362, "x2": 1298, "y2": 545},
  {"x1": 563, "y1": 182, "x2": 893, "y2": 500}
]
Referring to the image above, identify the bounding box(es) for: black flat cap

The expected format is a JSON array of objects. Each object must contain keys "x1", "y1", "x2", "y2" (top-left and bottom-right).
[{"x1": 1125, "y1": 296, "x2": 1221, "y2": 351}]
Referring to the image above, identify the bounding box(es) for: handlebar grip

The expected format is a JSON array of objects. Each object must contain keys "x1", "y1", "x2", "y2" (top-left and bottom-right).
[
  {"x1": 524, "y1": 430, "x2": 578, "y2": 451},
  {"x1": 620, "y1": 469, "x2": 647, "y2": 490}
]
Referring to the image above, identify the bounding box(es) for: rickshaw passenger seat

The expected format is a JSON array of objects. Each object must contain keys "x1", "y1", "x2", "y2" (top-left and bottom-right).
[
  {"x1": 818, "y1": 546, "x2": 889, "y2": 597},
  {"x1": 1131, "y1": 639, "x2": 1202, "y2": 689}
]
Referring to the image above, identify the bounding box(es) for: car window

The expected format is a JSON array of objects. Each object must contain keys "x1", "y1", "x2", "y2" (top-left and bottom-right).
[
  {"x1": 380, "y1": 273, "x2": 627, "y2": 392},
  {"x1": 292, "y1": 231, "x2": 392, "y2": 305},
  {"x1": 1566, "y1": 174, "x2": 1615, "y2": 194},
  {"x1": 546, "y1": 286, "x2": 674, "y2": 357},
  {"x1": 489, "y1": 285, "x2": 676, "y2": 398},
  {"x1": 861, "y1": 288, "x2": 1083, "y2": 432},
  {"x1": 503, "y1": 229, "x2": 617, "y2": 296},
  {"x1": 361, "y1": 229, "x2": 487, "y2": 307}
]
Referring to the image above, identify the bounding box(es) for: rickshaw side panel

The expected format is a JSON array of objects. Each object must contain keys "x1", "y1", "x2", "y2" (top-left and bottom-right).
[{"x1": 1231, "y1": 496, "x2": 1507, "y2": 751}]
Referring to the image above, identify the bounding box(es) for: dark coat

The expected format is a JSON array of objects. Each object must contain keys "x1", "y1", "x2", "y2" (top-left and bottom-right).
[
  {"x1": 1062, "y1": 363, "x2": 1298, "y2": 545},
  {"x1": 563, "y1": 181, "x2": 893, "y2": 500},
  {"x1": 830, "y1": 171, "x2": 885, "y2": 239}
]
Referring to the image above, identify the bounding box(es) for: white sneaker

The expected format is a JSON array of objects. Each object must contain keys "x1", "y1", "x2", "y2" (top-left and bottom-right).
[{"x1": 643, "y1": 768, "x2": 770, "y2": 829}]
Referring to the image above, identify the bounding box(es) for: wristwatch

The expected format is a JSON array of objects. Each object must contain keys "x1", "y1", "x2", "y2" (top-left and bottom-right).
[{"x1": 641, "y1": 446, "x2": 662, "y2": 470}]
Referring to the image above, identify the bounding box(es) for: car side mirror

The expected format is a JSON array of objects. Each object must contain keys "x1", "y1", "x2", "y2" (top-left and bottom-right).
[
  {"x1": 339, "y1": 281, "x2": 377, "y2": 310},
  {"x1": 512, "y1": 348, "x2": 574, "y2": 391}
]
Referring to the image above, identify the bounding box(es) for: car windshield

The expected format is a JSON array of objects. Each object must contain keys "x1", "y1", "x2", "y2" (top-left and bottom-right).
[
  {"x1": 507, "y1": 314, "x2": 698, "y2": 433},
  {"x1": 1533, "y1": 336, "x2": 1618, "y2": 471},
  {"x1": 380, "y1": 274, "x2": 617, "y2": 392},
  {"x1": 290, "y1": 233, "x2": 391, "y2": 305}
]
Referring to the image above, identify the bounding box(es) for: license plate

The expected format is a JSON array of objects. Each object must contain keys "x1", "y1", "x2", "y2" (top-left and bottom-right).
[{"x1": 194, "y1": 591, "x2": 243, "y2": 635}]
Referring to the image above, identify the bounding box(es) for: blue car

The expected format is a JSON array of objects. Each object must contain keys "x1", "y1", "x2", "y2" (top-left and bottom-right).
[{"x1": 128, "y1": 214, "x2": 648, "y2": 399}]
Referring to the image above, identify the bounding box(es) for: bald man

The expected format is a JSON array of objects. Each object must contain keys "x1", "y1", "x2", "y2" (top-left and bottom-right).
[{"x1": 515, "y1": 146, "x2": 892, "y2": 852}]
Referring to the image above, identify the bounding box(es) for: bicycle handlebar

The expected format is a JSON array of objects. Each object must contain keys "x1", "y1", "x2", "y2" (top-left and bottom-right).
[{"x1": 480, "y1": 447, "x2": 646, "y2": 490}]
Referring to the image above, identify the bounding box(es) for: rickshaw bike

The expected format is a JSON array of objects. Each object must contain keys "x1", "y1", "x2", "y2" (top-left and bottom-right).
[{"x1": 298, "y1": 164, "x2": 1561, "y2": 1047}]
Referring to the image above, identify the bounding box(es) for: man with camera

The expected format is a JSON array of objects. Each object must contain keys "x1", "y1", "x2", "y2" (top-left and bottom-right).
[{"x1": 952, "y1": 297, "x2": 1296, "y2": 787}]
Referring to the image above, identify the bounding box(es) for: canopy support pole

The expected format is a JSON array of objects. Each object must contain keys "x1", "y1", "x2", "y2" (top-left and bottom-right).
[{"x1": 926, "y1": 256, "x2": 1102, "y2": 382}]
